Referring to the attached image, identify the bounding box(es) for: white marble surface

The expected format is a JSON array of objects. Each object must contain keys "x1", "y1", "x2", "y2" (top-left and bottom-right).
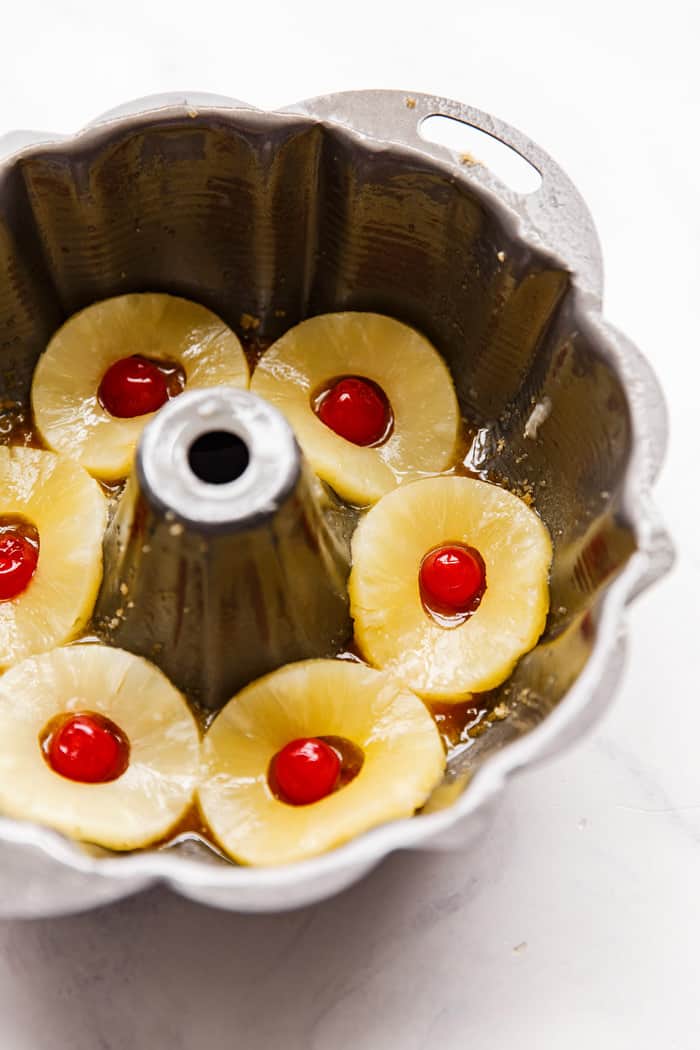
[{"x1": 0, "y1": 0, "x2": 697, "y2": 1046}]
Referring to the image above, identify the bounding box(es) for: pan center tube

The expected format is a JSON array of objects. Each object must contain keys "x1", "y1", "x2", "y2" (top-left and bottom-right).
[
  {"x1": 138, "y1": 387, "x2": 302, "y2": 531},
  {"x1": 96, "y1": 388, "x2": 352, "y2": 709}
]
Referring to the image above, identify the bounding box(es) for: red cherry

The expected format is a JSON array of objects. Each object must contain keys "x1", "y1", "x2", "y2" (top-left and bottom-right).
[
  {"x1": 317, "y1": 376, "x2": 391, "y2": 446},
  {"x1": 419, "y1": 544, "x2": 486, "y2": 618},
  {"x1": 46, "y1": 713, "x2": 129, "y2": 784},
  {"x1": 98, "y1": 356, "x2": 169, "y2": 418},
  {"x1": 0, "y1": 533, "x2": 38, "y2": 601},
  {"x1": 270, "y1": 737, "x2": 341, "y2": 806}
]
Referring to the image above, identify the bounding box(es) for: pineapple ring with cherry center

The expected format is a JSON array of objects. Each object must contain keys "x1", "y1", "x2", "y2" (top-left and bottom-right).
[
  {"x1": 198, "y1": 659, "x2": 445, "y2": 866},
  {"x1": 349, "y1": 476, "x2": 553, "y2": 699},
  {"x1": 0, "y1": 447, "x2": 106, "y2": 669},
  {"x1": 32, "y1": 292, "x2": 249, "y2": 481},
  {"x1": 0, "y1": 645, "x2": 200, "y2": 850},
  {"x1": 250, "y1": 312, "x2": 461, "y2": 505}
]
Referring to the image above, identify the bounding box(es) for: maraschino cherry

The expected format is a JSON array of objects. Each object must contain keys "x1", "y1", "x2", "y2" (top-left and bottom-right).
[
  {"x1": 317, "y1": 376, "x2": 391, "y2": 447},
  {"x1": 46, "y1": 713, "x2": 129, "y2": 784},
  {"x1": 270, "y1": 737, "x2": 341, "y2": 806},
  {"x1": 419, "y1": 544, "x2": 486, "y2": 619},
  {"x1": 0, "y1": 533, "x2": 39, "y2": 601},
  {"x1": 98, "y1": 356, "x2": 169, "y2": 418}
]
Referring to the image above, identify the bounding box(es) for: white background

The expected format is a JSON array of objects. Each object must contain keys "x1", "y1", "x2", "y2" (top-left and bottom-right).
[{"x1": 0, "y1": 1, "x2": 697, "y2": 1047}]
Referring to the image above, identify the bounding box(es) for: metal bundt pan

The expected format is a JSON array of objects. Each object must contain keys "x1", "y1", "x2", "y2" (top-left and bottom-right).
[{"x1": 0, "y1": 90, "x2": 673, "y2": 916}]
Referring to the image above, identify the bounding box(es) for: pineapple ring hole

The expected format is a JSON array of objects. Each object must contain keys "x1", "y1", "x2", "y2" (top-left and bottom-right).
[
  {"x1": 268, "y1": 735, "x2": 365, "y2": 806},
  {"x1": 98, "y1": 355, "x2": 185, "y2": 418},
  {"x1": 0, "y1": 515, "x2": 40, "y2": 602},
  {"x1": 312, "y1": 375, "x2": 394, "y2": 447},
  {"x1": 39, "y1": 711, "x2": 130, "y2": 784},
  {"x1": 0, "y1": 514, "x2": 40, "y2": 548},
  {"x1": 419, "y1": 543, "x2": 487, "y2": 626},
  {"x1": 187, "y1": 430, "x2": 250, "y2": 485}
]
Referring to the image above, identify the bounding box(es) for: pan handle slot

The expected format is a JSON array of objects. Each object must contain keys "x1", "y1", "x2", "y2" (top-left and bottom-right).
[{"x1": 419, "y1": 113, "x2": 542, "y2": 195}]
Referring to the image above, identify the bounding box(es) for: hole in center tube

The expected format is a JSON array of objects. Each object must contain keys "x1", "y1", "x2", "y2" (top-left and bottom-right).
[
  {"x1": 419, "y1": 115, "x2": 542, "y2": 194},
  {"x1": 188, "y1": 430, "x2": 250, "y2": 485}
]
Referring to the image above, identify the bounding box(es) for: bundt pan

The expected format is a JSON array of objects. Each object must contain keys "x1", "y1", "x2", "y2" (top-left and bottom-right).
[{"x1": 0, "y1": 90, "x2": 672, "y2": 915}]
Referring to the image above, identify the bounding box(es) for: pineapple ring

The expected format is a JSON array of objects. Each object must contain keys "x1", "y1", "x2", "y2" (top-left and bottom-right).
[
  {"x1": 0, "y1": 645, "x2": 200, "y2": 851},
  {"x1": 0, "y1": 448, "x2": 106, "y2": 669},
  {"x1": 198, "y1": 659, "x2": 445, "y2": 866},
  {"x1": 349, "y1": 476, "x2": 553, "y2": 699},
  {"x1": 32, "y1": 293, "x2": 250, "y2": 480},
  {"x1": 250, "y1": 312, "x2": 460, "y2": 505}
]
